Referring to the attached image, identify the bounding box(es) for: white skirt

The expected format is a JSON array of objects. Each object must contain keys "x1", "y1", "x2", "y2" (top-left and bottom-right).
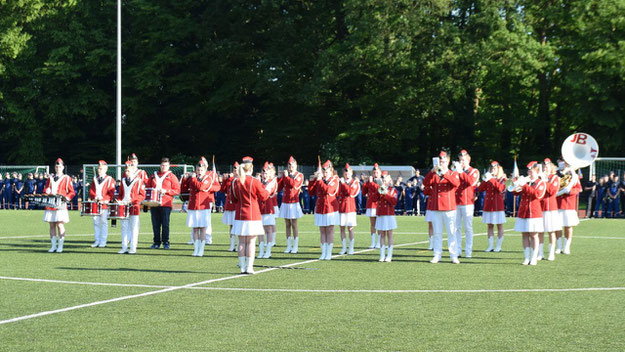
[
  {"x1": 314, "y1": 211, "x2": 340, "y2": 226},
  {"x1": 425, "y1": 210, "x2": 434, "y2": 222},
  {"x1": 375, "y1": 215, "x2": 397, "y2": 231},
  {"x1": 262, "y1": 213, "x2": 276, "y2": 226},
  {"x1": 232, "y1": 220, "x2": 264, "y2": 236},
  {"x1": 274, "y1": 206, "x2": 280, "y2": 215},
  {"x1": 365, "y1": 208, "x2": 377, "y2": 217},
  {"x1": 560, "y1": 209, "x2": 580, "y2": 227},
  {"x1": 222, "y1": 210, "x2": 236, "y2": 226},
  {"x1": 515, "y1": 217, "x2": 544, "y2": 233},
  {"x1": 187, "y1": 209, "x2": 210, "y2": 228},
  {"x1": 340, "y1": 212, "x2": 357, "y2": 227},
  {"x1": 543, "y1": 210, "x2": 562, "y2": 232},
  {"x1": 482, "y1": 211, "x2": 507, "y2": 225},
  {"x1": 278, "y1": 202, "x2": 304, "y2": 219},
  {"x1": 43, "y1": 209, "x2": 70, "y2": 224}
]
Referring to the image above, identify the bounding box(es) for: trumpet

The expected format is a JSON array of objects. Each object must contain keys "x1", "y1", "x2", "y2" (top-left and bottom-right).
[
  {"x1": 482, "y1": 172, "x2": 493, "y2": 182},
  {"x1": 506, "y1": 176, "x2": 529, "y2": 192}
]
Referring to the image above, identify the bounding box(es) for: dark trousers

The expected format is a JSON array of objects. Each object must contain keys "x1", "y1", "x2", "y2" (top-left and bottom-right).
[
  {"x1": 587, "y1": 196, "x2": 596, "y2": 217},
  {"x1": 151, "y1": 206, "x2": 172, "y2": 244}
]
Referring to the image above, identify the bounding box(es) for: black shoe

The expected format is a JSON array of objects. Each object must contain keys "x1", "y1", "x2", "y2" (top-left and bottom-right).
[
  {"x1": 163, "y1": 243, "x2": 170, "y2": 249},
  {"x1": 150, "y1": 243, "x2": 161, "y2": 249}
]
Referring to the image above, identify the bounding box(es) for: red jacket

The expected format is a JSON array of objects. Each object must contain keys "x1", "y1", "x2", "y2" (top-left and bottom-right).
[
  {"x1": 221, "y1": 176, "x2": 237, "y2": 212},
  {"x1": 514, "y1": 179, "x2": 546, "y2": 219},
  {"x1": 423, "y1": 170, "x2": 460, "y2": 211},
  {"x1": 88, "y1": 175, "x2": 116, "y2": 209},
  {"x1": 187, "y1": 172, "x2": 220, "y2": 210},
  {"x1": 279, "y1": 172, "x2": 303, "y2": 204},
  {"x1": 338, "y1": 178, "x2": 360, "y2": 213},
  {"x1": 309, "y1": 175, "x2": 340, "y2": 214},
  {"x1": 260, "y1": 177, "x2": 278, "y2": 215},
  {"x1": 147, "y1": 171, "x2": 180, "y2": 208},
  {"x1": 117, "y1": 177, "x2": 146, "y2": 216},
  {"x1": 44, "y1": 175, "x2": 76, "y2": 211},
  {"x1": 557, "y1": 180, "x2": 581, "y2": 211},
  {"x1": 362, "y1": 181, "x2": 379, "y2": 209},
  {"x1": 477, "y1": 177, "x2": 506, "y2": 212},
  {"x1": 371, "y1": 187, "x2": 398, "y2": 216},
  {"x1": 134, "y1": 169, "x2": 149, "y2": 185},
  {"x1": 541, "y1": 174, "x2": 560, "y2": 212},
  {"x1": 455, "y1": 167, "x2": 479, "y2": 205},
  {"x1": 232, "y1": 175, "x2": 270, "y2": 221}
]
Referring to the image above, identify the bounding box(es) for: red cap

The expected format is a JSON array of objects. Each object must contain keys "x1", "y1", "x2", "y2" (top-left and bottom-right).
[
  {"x1": 125, "y1": 160, "x2": 133, "y2": 167},
  {"x1": 491, "y1": 161, "x2": 499, "y2": 166},
  {"x1": 129, "y1": 153, "x2": 138, "y2": 160},
  {"x1": 459, "y1": 149, "x2": 468, "y2": 156},
  {"x1": 98, "y1": 160, "x2": 107, "y2": 166},
  {"x1": 543, "y1": 158, "x2": 552, "y2": 164},
  {"x1": 439, "y1": 151, "x2": 447, "y2": 158},
  {"x1": 344, "y1": 163, "x2": 351, "y2": 170},
  {"x1": 381, "y1": 171, "x2": 389, "y2": 176},
  {"x1": 373, "y1": 163, "x2": 379, "y2": 170},
  {"x1": 288, "y1": 156, "x2": 296, "y2": 164},
  {"x1": 55, "y1": 158, "x2": 64, "y2": 165},
  {"x1": 233, "y1": 161, "x2": 239, "y2": 168},
  {"x1": 198, "y1": 156, "x2": 208, "y2": 167},
  {"x1": 322, "y1": 160, "x2": 332, "y2": 169},
  {"x1": 263, "y1": 161, "x2": 270, "y2": 170},
  {"x1": 527, "y1": 161, "x2": 538, "y2": 169},
  {"x1": 242, "y1": 156, "x2": 253, "y2": 164}
]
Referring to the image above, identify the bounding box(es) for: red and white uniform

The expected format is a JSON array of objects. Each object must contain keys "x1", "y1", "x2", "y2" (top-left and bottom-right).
[
  {"x1": 371, "y1": 187, "x2": 398, "y2": 231},
  {"x1": 424, "y1": 186, "x2": 434, "y2": 222},
  {"x1": 260, "y1": 177, "x2": 278, "y2": 226},
  {"x1": 278, "y1": 172, "x2": 304, "y2": 219},
  {"x1": 88, "y1": 175, "x2": 116, "y2": 244},
  {"x1": 541, "y1": 174, "x2": 562, "y2": 232},
  {"x1": 478, "y1": 177, "x2": 507, "y2": 224},
  {"x1": 231, "y1": 175, "x2": 270, "y2": 236},
  {"x1": 134, "y1": 169, "x2": 149, "y2": 185},
  {"x1": 221, "y1": 176, "x2": 237, "y2": 226},
  {"x1": 117, "y1": 176, "x2": 146, "y2": 252},
  {"x1": 423, "y1": 170, "x2": 461, "y2": 259},
  {"x1": 338, "y1": 178, "x2": 360, "y2": 227},
  {"x1": 43, "y1": 174, "x2": 76, "y2": 224},
  {"x1": 362, "y1": 180, "x2": 379, "y2": 217},
  {"x1": 186, "y1": 172, "x2": 220, "y2": 228},
  {"x1": 147, "y1": 171, "x2": 180, "y2": 208},
  {"x1": 309, "y1": 175, "x2": 340, "y2": 226},
  {"x1": 454, "y1": 167, "x2": 479, "y2": 256},
  {"x1": 557, "y1": 178, "x2": 582, "y2": 227},
  {"x1": 514, "y1": 178, "x2": 546, "y2": 233}
]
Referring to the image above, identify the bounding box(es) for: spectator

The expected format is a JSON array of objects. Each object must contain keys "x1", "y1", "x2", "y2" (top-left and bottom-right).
[
  {"x1": 10, "y1": 172, "x2": 18, "y2": 209},
  {"x1": 300, "y1": 179, "x2": 311, "y2": 214},
  {"x1": 597, "y1": 176, "x2": 609, "y2": 218},
  {"x1": 0, "y1": 173, "x2": 4, "y2": 209},
  {"x1": 394, "y1": 177, "x2": 405, "y2": 215},
  {"x1": 409, "y1": 170, "x2": 425, "y2": 215},
  {"x1": 584, "y1": 175, "x2": 597, "y2": 218},
  {"x1": 621, "y1": 175, "x2": 625, "y2": 217},
  {"x1": 71, "y1": 175, "x2": 80, "y2": 210},
  {"x1": 404, "y1": 181, "x2": 414, "y2": 215},
  {"x1": 607, "y1": 175, "x2": 620, "y2": 218},
  {"x1": 25, "y1": 173, "x2": 36, "y2": 209}
]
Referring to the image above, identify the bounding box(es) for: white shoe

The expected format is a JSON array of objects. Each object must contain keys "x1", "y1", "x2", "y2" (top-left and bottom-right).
[
  {"x1": 430, "y1": 256, "x2": 440, "y2": 264},
  {"x1": 128, "y1": 249, "x2": 136, "y2": 254},
  {"x1": 555, "y1": 249, "x2": 562, "y2": 254},
  {"x1": 522, "y1": 259, "x2": 530, "y2": 265},
  {"x1": 206, "y1": 235, "x2": 213, "y2": 245},
  {"x1": 198, "y1": 240, "x2": 206, "y2": 257},
  {"x1": 348, "y1": 239, "x2": 354, "y2": 255},
  {"x1": 263, "y1": 245, "x2": 272, "y2": 258},
  {"x1": 452, "y1": 258, "x2": 460, "y2": 264},
  {"x1": 257, "y1": 242, "x2": 265, "y2": 259},
  {"x1": 291, "y1": 238, "x2": 299, "y2": 254},
  {"x1": 563, "y1": 246, "x2": 571, "y2": 255},
  {"x1": 246, "y1": 257, "x2": 255, "y2": 274},
  {"x1": 319, "y1": 243, "x2": 327, "y2": 260},
  {"x1": 118, "y1": 248, "x2": 128, "y2": 254},
  {"x1": 228, "y1": 237, "x2": 236, "y2": 251},
  {"x1": 238, "y1": 257, "x2": 246, "y2": 273},
  {"x1": 284, "y1": 238, "x2": 292, "y2": 254},
  {"x1": 97, "y1": 243, "x2": 106, "y2": 248},
  {"x1": 186, "y1": 240, "x2": 194, "y2": 245},
  {"x1": 548, "y1": 253, "x2": 555, "y2": 261},
  {"x1": 48, "y1": 237, "x2": 58, "y2": 253},
  {"x1": 369, "y1": 234, "x2": 376, "y2": 249},
  {"x1": 324, "y1": 244, "x2": 333, "y2": 260},
  {"x1": 529, "y1": 258, "x2": 537, "y2": 265},
  {"x1": 90, "y1": 242, "x2": 99, "y2": 248},
  {"x1": 537, "y1": 255, "x2": 543, "y2": 261},
  {"x1": 384, "y1": 247, "x2": 393, "y2": 262},
  {"x1": 56, "y1": 239, "x2": 64, "y2": 253},
  {"x1": 485, "y1": 245, "x2": 494, "y2": 252},
  {"x1": 379, "y1": 246, "x2": 386, "y2": 262},
  {"x1": 192, "y1": 240, "x2": 200, "y2": 257}
]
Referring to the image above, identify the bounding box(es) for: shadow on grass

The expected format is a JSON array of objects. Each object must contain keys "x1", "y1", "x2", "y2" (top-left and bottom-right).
[{"x1": 56, "y1": 266, "x2": 231, "y2": 275}]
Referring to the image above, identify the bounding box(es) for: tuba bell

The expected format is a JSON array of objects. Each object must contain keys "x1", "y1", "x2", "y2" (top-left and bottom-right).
[{"x1": 559, "y1": 133, "x2": 599, "y2": 190}]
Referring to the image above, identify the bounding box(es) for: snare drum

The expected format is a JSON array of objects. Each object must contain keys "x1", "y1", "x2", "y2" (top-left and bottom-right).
[
  {"x1": 41, "y1": 194, "x2": 64, "y2": 209},
  {"x1": 107, "y1": 203, "x2": 130, "y2": 220},
  {"x1": 81, "y1": 201, "x2": 102, "y2": 216},
  {"x1": 142, "y1": 188, "x2": 163, "y2": 207}
]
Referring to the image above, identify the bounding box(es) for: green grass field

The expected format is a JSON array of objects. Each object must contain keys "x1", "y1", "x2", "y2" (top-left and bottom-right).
[{"x1": 1, "y1": 210, "x2": 624, "y2": 351}]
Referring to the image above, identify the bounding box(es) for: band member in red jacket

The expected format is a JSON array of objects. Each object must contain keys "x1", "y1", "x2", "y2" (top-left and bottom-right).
[
  {"x1": 231, "y1": 157, "x2": 270, "y2": 274},
  {"x1": 371, "y1": 171, "x2": 398, "y2": 262},
  {"x1": 147, "y1": 157, "x2": 180, "y2": 250},
  {"x1": 179, "y1": 171, "x2": 193, "y2": 244},
  {"x1": 540, "y1": 158, "x2": 562, "y2": 261},
  {"x1": 186, "y1": 157, "x2": 219, "y2": 257},
  {"x1": 278, "y1": 156, "x2": 304, "y2": 254},
  {"x1": 478, "y1": 161, "x2": 507, "y2": 252},
  {"x1": 423, "y1": 150, "x2": 461, "y2": 264},
  {"x1": 338, "y1": 163, "x2": 360, "y2": 255},
  {"x1": 513, "y1": 161, "x2": 546, "y2": 265},
  {"x1": 309, "y1": 160, "x2": 340, "y2": 260},
  {"x1": 117, "y1": 161, "x2": 146, "y2": 254},
  {"x1": 44, "y1": 158, "x2": 76, "y2": 253},
  {"x1": 454, "y1": 150, "x2": 480, "y2": 258},
  {"x1": 362, "y1": 163, "x2": 382, "y2": 248},
  {"x1": 221, "y1": 162, "x2": 239, "y2": 251},
  {"x1": 128, "y1": 153, "x2": 149, "y2": 184},
  {"x1": 555, "y1": 160, "x2": 582, "y2": 255},
  {"x1": 88, "y1": 160, "x2": 116, "y2": 248},
  {"x1": 259, "y1": 162, "x2": 278, "y2": 259}
]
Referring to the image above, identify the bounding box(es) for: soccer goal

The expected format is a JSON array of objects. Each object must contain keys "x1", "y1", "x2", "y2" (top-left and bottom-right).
[
  {"x1": 0, "y1": 165, "x2": 49, "y2": 176},
  {"x1": 589, "y1": 158, "x2": 625, "y2": 179}
]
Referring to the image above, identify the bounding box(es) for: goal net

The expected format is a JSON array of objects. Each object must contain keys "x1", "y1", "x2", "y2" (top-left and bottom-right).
[
  {"x1": 0, "y1": 165, "x2": 49, "y2": 176},
  {"x1": 589, "y1": 158, "x2": 625, "y2": 179}
]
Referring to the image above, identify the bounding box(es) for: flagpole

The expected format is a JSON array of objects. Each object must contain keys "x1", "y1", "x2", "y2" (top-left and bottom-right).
[
  {"x1": 513, "y1": 156, "x2": 517, "y2": 217},
  {"x1": 115, "y1": 0, "x2": 122, "y2": 180}
]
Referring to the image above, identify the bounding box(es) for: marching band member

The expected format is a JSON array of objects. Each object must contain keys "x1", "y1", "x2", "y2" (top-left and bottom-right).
[
  {"x1": 221, "y1": 162, "x2": 239, "y2": 251},
  {"x1": 362, "y1": 163, "x2": 382, "y2": 249},
  {"x1": 44, "y1": 158, "x2": 76, "y2": 253},
  {"x1": 259, "y1": 162, "x2": 278, "y2": 258},
  {"x1": 117, "y1": 161, "x2": 146, "y2": 254},
  {"x1": 555, "y1": 160, "x2": 582, "y2": 255},
  {"x1": 540, "y1": 158, "x2": 562, "y2": 261},
  {"x1": 454, "y1": 150, "x2": 480, "y2": 258},
  {"x1": 371, "y1": 171, "x2": 398, "y2": 262},
  {"x1": 186, "y1": 157, "x2": 218, "y2": 257},
  {"x1": 309, "y1": 160, "x2": 340, "y2": 260},
  {"x1": 128, "y1": 153, "x2": 149, "y2": 184},
  {"x1": 179, "y1": 170, "x2": 194, "y2": 245},
  {"x1": 423, "y1": 150, "x2": 461, "y2": 264},
  {"x1": 88, "y1": 160, "x2": 116, "y2": 248},
  {"x1": 278, "y1": 156, "x2": 304, "y2": 254},
  {"x1": 231, "y1": 157, "x2": 270, "y2": 274},
  {"x1": 338, "y1": 163, "x2": 360, "y2": 255},
  {"x1": 513, "y1": 161, "x2": 546, "y2": 265},
  {"x1": 147, "y1": 157, "x2": 180, "y2": 250},
  {"x1": 478, "y1": 161, "x2": 507, "y2": 252}
]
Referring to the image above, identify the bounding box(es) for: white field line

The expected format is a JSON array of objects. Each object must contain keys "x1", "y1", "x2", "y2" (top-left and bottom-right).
[{"x1": 2, "y1": 276, "x2": 624, "y2": 295}]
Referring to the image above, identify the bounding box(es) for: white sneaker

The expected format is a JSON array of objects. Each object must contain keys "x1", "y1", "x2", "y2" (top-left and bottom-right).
[
  {"x1": 430, "y1": 256, "x2": 440, "y2": 264},
  {"x1": 128, "y1": 249, "x2": 136, "y2": 254},
  {"x1": 522, "y1": 259, "x2": 530, "y2": 265},
  {"x1": 493, "y1": 247, "x2": 501, "y2": 252},
  {"x1": 384, "y1": 256, "x2": 392, "y2": 262},
  {"x1": 56, "y1": 240, "x2": 64, "y2": 253},
  {"x1": 339, "y1": 248, "x2": 347, "y2": 255},
  {"x1": 548, "y1": 254, "x2": 555, "y2": 261},
  {"x1": 90, "y1": 242, "x2": 99, "y2": 248},
  {"x1": 206, "y1": 235, "x2": 213, "y2": 245},
  {"x1": 485, "y1": 245, "x2": 494, "y2": 252},
  {"x1": 97, "y1": 243, "x2": 106, "y2": 248},
  {"x1": 529, "y1": 258, "x2": 537, "y2": 266},
  {"x1": 452, "y1": 258, "x2": 460, "y2": 264},
  {"x1": 118, "y1": 249, "x2": 128, "y2": 254},
  {"x1": 555, "y1": 248, "x2": 562, "y2": 254},
  {"x1": 563, "y1": 248, "x2": 571, "y2": 255},
  {"x1": 537, "y1": 255, "x2": 543, "y2": 261},
  {"x1": 48, "y1": 237, "x2": 57, "y2": 253}
]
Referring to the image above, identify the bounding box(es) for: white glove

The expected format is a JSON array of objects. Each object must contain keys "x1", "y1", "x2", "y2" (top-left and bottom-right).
[
  {"x1": 516, "y1": 176, "x2": 529, "y2": 188},
  {"x1": 483, "y1": 172, "x2": 492, "y2": 182}
]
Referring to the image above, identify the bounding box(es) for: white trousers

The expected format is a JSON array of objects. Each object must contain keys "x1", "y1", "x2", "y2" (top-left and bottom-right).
[
  {"x1": 92, "y1": 209, "x2": 109, "y2": 244},
  {"x1": 121, "y1": 215, "x2": 140, "y2": 251},
  {"x1": 455, "y1": 204, "x2": 474, "y2": 256},
  {"x1": 431, "y1": 210, "x2": 458, "y2": 259}
]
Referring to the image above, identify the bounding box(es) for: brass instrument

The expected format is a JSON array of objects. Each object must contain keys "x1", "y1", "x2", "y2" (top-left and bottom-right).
[
  {"x1": 506, "y1": 176, "x2": 529, "y2": 193},
  {"x1": 481, "y1": 172, "x2": 493, "y2": 182}
]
